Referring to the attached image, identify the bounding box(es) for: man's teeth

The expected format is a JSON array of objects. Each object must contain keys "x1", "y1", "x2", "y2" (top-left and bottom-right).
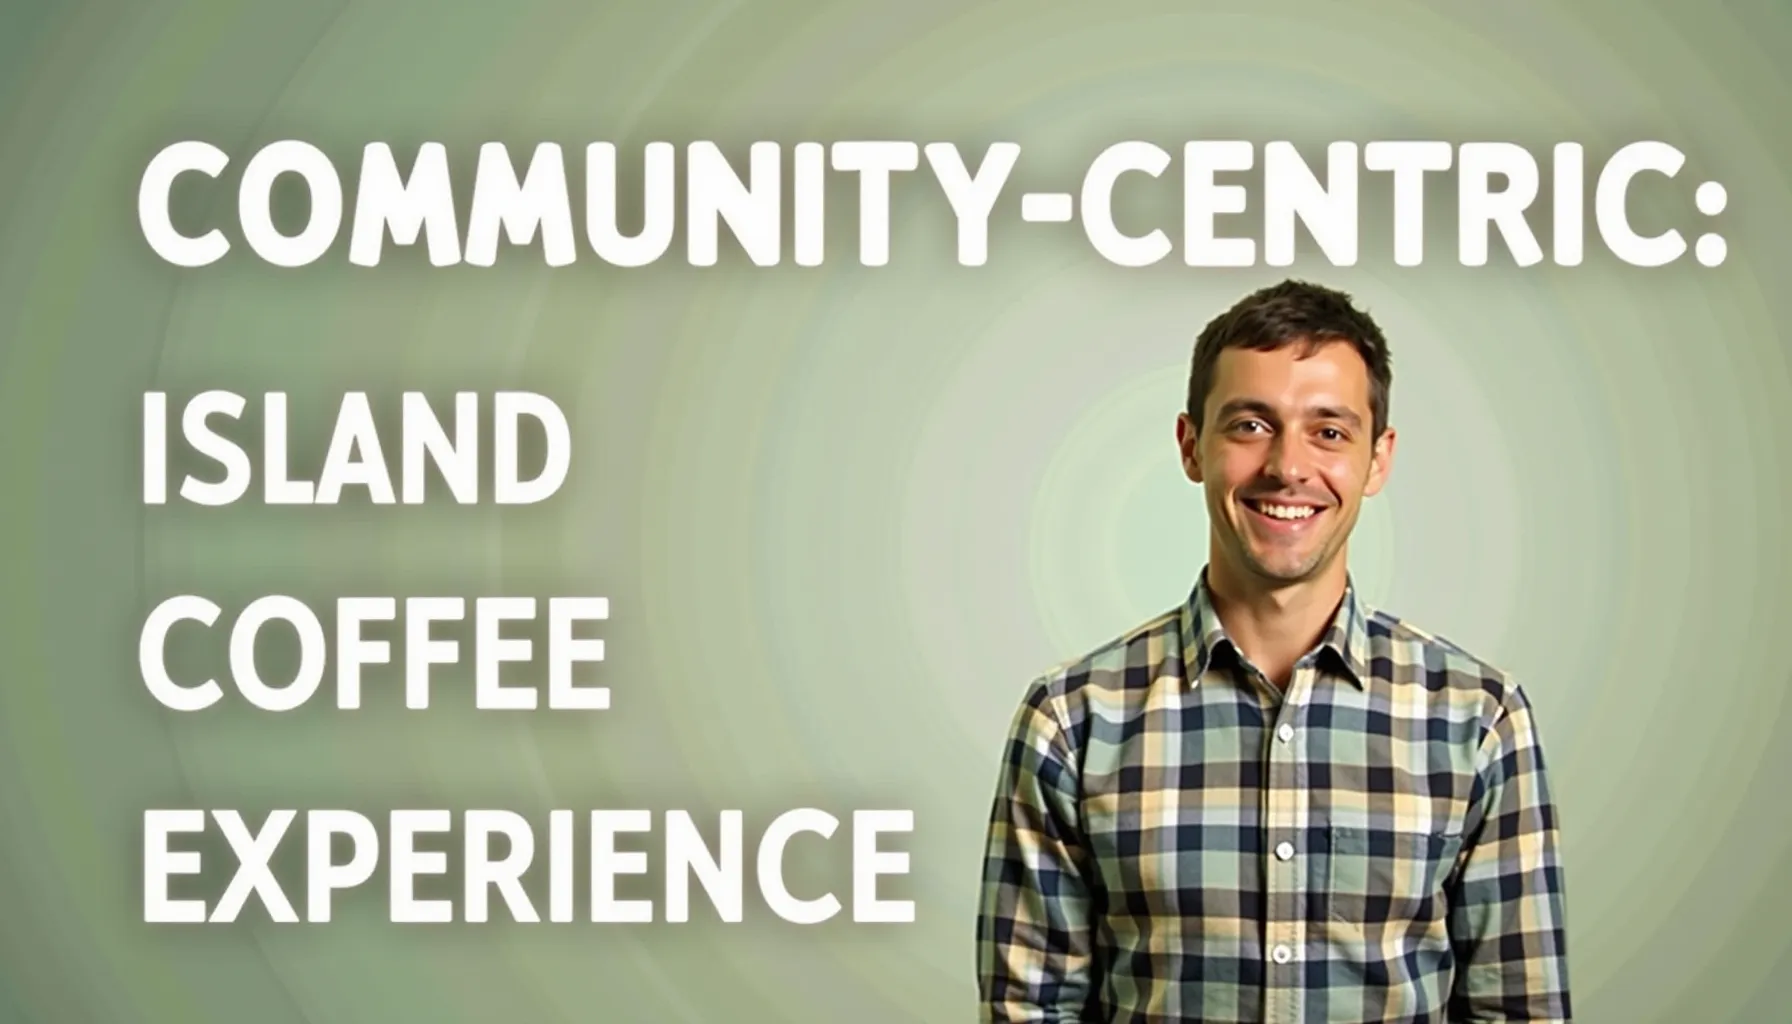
[{"x1": 1257, "y1": 503, "x2": 1316, "y2": 520}]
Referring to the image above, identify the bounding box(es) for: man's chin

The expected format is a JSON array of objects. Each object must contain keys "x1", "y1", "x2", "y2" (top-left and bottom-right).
[{"x1": 1241, "y1": 549, "x2": 1325, "y2": 584}]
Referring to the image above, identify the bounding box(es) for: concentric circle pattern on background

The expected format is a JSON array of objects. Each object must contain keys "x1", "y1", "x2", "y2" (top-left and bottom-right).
[{"x1": 1, "y1": 2, "x2": 1789, "y2": 1021}]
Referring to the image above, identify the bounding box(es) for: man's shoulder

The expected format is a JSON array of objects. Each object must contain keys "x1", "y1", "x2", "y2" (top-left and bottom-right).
[
  {"x1": 1017, "y1": 605, "x2": 1186, "y2": 720},
  {"x1": 1361, "y1": 602, "x2": 1526, "y2": 709}
]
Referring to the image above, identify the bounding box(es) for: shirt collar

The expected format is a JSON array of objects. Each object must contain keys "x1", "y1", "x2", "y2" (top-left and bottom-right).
[{"x1": 1179, "y1": 568, "x2": 1372, "y2": 689}]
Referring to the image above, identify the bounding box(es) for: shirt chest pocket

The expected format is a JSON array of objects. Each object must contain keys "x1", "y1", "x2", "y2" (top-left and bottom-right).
[{"x1": 1325, "y1": 825, "x2": 1464, "y2": 925}]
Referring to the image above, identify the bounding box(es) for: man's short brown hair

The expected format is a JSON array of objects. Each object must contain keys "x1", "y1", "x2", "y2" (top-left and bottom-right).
[{"x1": 1185, "y1": 280, "x2": 1393, "y2": 439}]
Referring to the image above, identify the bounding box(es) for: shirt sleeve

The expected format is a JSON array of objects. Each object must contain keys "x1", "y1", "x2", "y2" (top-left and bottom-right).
[
  {"x1": 975, "y1": 682, "x2": 1099, "y2": 1023},
  {"x1": 1447, "y1": 682, "x2": 1573, "y2": 1022}
]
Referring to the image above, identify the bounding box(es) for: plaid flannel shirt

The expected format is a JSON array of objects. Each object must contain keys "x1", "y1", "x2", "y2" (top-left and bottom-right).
[{"x1": 976, "y1": 572, "x2": 1570, "y2": 1023}]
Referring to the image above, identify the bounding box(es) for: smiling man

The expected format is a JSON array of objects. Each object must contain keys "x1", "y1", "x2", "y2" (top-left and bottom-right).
[{"x1": 976, "y1": 280, "x2": 1571, "y2": 1023}]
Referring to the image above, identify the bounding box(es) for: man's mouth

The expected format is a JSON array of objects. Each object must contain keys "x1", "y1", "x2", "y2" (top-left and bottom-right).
[{"x1": 1242, "y1": 498, "x2": 1326, "y2": 523}]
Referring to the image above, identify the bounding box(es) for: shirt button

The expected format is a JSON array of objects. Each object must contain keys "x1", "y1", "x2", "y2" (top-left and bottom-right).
[
  {"x1": 1275, "y1": 840, "x2": 1295, "y2": 861},
  {"x1": 1271, "y1": 944, "x2": 1293, "y2": 964},
  {"x1": 1276, "y1": 723, "x2": 1294, "y2": 743}
]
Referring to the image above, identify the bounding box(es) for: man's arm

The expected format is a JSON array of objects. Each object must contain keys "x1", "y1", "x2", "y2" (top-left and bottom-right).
[
  {"x1": 1447, "y1": 683, "x2": 1572, "y2": 1022},
  {"x1": 975, "y1": 683, "x2": 1098, "y2": 1023}
]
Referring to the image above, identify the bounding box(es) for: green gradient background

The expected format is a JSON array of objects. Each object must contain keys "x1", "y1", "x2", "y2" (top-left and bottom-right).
[{"x1": 2, "y1": 1, "x2": 1789, "y2": 1021}]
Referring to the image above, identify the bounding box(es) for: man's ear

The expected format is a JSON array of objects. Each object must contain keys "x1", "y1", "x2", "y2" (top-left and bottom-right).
[
  {"x1": 1175, "y1": 413, "x2": 1203, "y2": 484},
  {"x1": 1363, "y1": 425, "x2": 1397, "y2": 497}
]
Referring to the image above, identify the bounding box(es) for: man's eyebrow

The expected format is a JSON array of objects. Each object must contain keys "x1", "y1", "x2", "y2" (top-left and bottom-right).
[
  {"x1": 1311, "y1": 406, "x2": 1363, "y2": 428},
  {"x1": 1214, "y1": 399, "x2": 1277, "y2": 421},
  {"x1": 1213, "y1": 400, "x2": 1364, "y2": 428}
]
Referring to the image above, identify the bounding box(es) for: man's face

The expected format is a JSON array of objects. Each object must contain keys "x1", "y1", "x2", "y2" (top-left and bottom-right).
[{"x1": 1176, "y1": 340, "x2": 1395, "y2": 589}]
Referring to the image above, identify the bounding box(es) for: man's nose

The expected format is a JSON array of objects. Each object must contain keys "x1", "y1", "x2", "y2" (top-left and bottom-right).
[{"x1": 1264, "y1": 434, "x2": 1312, "y2": 483}]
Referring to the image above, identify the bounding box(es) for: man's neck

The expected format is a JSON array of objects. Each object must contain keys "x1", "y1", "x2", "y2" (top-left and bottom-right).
[{"x1": 1205, "y1": 558, "x2": 1348, "y2": 690}]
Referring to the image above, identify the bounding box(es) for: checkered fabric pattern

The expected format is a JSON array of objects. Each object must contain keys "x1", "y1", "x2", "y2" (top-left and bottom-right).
[{"x1": 975, "y1": 572, "x2": 1571, "y2": 1023}]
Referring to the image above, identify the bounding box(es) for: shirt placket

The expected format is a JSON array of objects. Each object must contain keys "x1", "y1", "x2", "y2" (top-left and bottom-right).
[{"x1": 1261, "y1": 663, "x2": 1314, "y2": 1024}]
